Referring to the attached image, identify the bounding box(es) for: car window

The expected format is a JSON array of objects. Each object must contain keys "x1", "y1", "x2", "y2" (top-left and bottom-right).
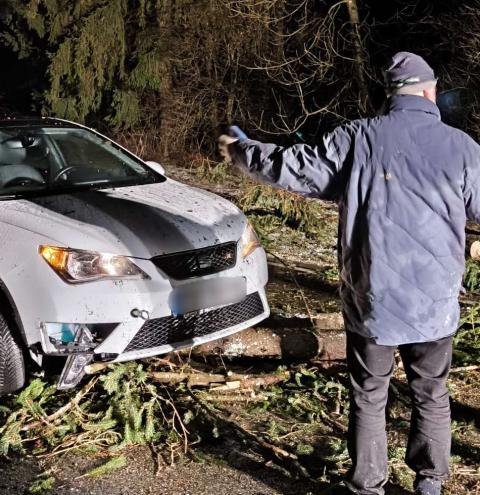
[{"x1": 0, "y1": 126, "x2": 164, "y2": 198}]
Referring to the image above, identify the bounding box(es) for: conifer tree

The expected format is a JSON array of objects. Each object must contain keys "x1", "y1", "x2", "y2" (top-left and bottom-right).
[{"x1": 0, "y1": 1, "x2": 360, "y2": 155}]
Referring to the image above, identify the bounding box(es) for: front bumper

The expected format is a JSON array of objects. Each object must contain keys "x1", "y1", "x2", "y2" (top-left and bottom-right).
[
  {"x1": 53, "y1": 289, "x2": 269, "y2": 390},
  {"x1": 22, "y1": 246, "x2": 268, "y2": 359},
  {"x1": 113, "y1": 289, "x2": 269, "y2": 362}
]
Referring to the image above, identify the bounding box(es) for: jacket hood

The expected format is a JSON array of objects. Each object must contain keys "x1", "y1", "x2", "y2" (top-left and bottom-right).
[{"x1": 0, "y1": 180, "x2": 246, "y2": 258}]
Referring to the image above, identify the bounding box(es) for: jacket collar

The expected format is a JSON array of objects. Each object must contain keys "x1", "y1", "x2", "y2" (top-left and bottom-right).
[{"x1": 388, "y1": 95, "x2": 441, "y2": 119}]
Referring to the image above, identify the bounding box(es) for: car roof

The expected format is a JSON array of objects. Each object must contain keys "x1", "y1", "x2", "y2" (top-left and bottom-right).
[{"x1": 0, "y1": 115, "x2": 81, "y2": 128}]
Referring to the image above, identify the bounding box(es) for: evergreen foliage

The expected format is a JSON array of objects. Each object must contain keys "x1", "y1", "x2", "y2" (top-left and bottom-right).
[
  {"x1": 85, "y1": 455, "x2": 128, "y2": 478},
  {"x1": 28, "y1": 474, "x2": 55, "y2": 494},
  {"x1": 3, "y1": 1, "x2": 480, "y2": 158},
  {"x1": 240, "y1": 184, "x2": 324, "y2": 232},
  {"x1": 0, "y1": 0, "x2": 358, "y2": 156},
  {"x1": 1, "y1": 0, "x2": 158, "y2": 125},
  {"x1": 464, "y1": 258, "x2": 480, "y2": 293},
  {"x1": 0, "y1": 363, "x2": 189, "y2": 457}
]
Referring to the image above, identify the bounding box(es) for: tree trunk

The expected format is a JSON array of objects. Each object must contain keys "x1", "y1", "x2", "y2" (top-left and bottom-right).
[{"x1": 346, "y1": 0, "x2": 369, "y2": 113}]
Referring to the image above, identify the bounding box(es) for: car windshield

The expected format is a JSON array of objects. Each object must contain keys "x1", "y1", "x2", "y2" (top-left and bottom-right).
[{"x1": 0, "y1": 125, "x2": 164, "y2": 199}]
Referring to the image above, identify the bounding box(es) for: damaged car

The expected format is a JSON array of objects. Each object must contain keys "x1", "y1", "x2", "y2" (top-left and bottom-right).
[{"x1": 0, "y1": 117, "x2": 269, "y2": 394}]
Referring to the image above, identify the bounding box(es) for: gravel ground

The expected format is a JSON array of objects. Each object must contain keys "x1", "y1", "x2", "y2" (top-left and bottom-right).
[
  {"x1": 0, "y1": 443, "x2": 418, "y2": 495},
  {"x1": 0, "y1": 444, "x2": 323, "y2": 495}
]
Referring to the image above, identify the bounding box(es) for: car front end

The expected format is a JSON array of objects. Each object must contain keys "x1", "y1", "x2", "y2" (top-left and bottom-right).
[
  {"x1": 35, "y1": 235, "x2": 268, "y2": 388},
  {"x1": 0, "y1": 118, "x2": 269, "y2": 390}
]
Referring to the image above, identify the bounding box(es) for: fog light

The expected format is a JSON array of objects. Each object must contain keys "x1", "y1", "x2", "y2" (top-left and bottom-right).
[
  {"x1": 57, "y1": 326, "x2": 94, "y2": 390},
  {"x1": 42, "y1": 323, "x2": 97, "y2": 354},
  {"x1": 47, "y1": 323, "x2": 76, "y2": 343}
]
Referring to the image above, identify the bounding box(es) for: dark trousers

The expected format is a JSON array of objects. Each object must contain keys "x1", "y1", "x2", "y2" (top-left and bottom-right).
[{"x1": 345, "y1": 331, "x2": 452, "y2": 495}]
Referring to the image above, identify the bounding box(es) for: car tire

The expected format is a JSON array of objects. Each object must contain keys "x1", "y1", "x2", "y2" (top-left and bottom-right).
[{"x1": 0, "y1": 312, "x2": 25, "y2": 395}]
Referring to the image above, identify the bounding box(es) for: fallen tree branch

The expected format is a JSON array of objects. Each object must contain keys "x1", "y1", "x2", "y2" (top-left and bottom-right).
[
  {"x1": 150, "y1": 371, "x2": 226, "y2": 386},
  {"x1": 85, "y1": 357, "x2": 177, "y2": 375},
  {"x1": 396, "y1": 364, "x2": 480, "y2": 379},
  {"x1": 149, "y1": 370, "x2": 291, "y2": 390},
  {"x1": 21, "y1": 378, "x2": 98, "y2": 432},
  {"x1": 209, "y1": 371, "x2": 291, "y2": 392},
  {"x1": 190, "y1": 390, "x2": 313, "y2": 480},
  {"x1": 320, "y1": 411, "x2": 348, "y2": 433},
  {"x1": 267, "y1": 260, "x2": 323, "y2": 277},
  {"x1": 450, "y1": 365, "x2": 480, "y2": 373},
  {"x1": 199, "y1": 394, "x2": 268, "y2": 403}
]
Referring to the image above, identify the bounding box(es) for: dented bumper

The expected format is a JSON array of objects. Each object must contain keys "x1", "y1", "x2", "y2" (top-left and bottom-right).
[{"x1": 30, "y1": 246, "x2": 268, "y2": 364}]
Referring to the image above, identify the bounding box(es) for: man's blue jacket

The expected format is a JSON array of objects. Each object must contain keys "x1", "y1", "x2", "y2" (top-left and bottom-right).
[{"x1": 230, "y1": 95, "x2": 480, "y2": 345}]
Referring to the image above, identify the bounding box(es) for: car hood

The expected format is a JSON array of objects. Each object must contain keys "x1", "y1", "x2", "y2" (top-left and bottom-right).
[{"x1": 0, "y1": 180, "x2": 246, "y2": 258}]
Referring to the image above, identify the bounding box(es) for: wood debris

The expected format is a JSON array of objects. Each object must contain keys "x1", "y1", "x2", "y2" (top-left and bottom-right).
[{"x1": 148, "y1": 369, "x2": 290, "y2": 391}]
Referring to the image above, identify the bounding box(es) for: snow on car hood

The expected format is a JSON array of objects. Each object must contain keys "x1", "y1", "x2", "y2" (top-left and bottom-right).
[{"x1": 0, "y1": 180, "x2": 246, "y2": 258}]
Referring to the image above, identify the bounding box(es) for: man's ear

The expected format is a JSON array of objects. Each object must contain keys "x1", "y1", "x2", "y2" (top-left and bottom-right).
[{"x1": 423, "y1": 85, "x2": 437, "y2": 103}]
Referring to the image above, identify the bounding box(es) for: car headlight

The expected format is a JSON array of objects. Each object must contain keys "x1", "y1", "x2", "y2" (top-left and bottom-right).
[
  {"x1": 240, "y1": 222, "x2": 261, "y2": 259},
  {"x1": 39, "y1": 245, "x2": 149, "y2": 283}
]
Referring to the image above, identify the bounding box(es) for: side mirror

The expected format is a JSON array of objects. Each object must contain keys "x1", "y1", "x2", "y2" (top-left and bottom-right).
[
  {"x1": 437, "y1": 89, "x2": 473, "y2": 130},
  {"x1": 145, "y1": 160, "x2": 166, "y2": 176}
]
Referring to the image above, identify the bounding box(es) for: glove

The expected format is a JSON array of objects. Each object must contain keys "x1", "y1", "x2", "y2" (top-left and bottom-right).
[
  {"x1": 218, "y1": 125, "x2": 248, "y2": 163},
  {"x1": 228, "y1": 125, "x2": 248, "y2": 140}
]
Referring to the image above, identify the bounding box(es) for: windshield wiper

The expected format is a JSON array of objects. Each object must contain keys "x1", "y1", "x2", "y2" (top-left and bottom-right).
[
  {"x1": 73, "y1": 179, "x2": 111, "y2": 185},
  {"x1": 0, "y1": 177, "x2": 160, "y2": 200},
  {"x1": 0, "y1": 194, "x2": 22, "y2": 201},
  {"x1": 0, "y1": 182, "x2": 110, "y2": 198}
]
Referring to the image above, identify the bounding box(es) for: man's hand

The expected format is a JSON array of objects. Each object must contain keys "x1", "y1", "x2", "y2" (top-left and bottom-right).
[{"x1": 218, "y1": 134, "x2": 238, "y2": 163}]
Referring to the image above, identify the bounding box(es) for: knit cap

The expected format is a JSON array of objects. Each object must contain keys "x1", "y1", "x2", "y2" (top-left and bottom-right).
[{"x1": 384, "y1": 52, "x2": 437, "y2": 95}]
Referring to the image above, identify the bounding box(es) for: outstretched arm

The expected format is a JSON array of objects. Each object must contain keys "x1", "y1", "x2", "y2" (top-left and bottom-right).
[
  {"x1": 219, "y1": 126, "x2": 352, "y2": 201},
  {"x1": 463, "y1": 138, "x2": 480, "y2": 223}
]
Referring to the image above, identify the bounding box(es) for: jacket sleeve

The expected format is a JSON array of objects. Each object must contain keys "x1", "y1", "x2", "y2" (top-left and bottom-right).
[
  {"x1": 228, "y1": 125, "x2": 353, "y2": 201},
  {"x1": 463, "y1": 137, "x2": 480, "y2": 223}
]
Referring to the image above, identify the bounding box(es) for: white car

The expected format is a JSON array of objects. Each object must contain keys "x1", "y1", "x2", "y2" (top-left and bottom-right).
[{"x1": 0, "y1": 117, "x2": 269, "y2": 394}]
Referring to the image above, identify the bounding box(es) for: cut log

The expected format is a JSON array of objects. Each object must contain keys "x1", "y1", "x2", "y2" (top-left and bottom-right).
[
  {"x1": 85, "y1": 313, "x2": 346, "y2": 366},
  {"x1": 189, "y1": 326, "x2": 322, "y2": 360},
  {"x1": 262, "y1": 312, "x2": 343, "y2": 330},
  {"x1": 314, "y1": 330, "x2": 347, "y2": 361},
  {"x1": 470, "y1": 240, "x2": 480, "y2": 259},
  {"x1": 189, "y1": 325, "x2": 347, "y2": 361}
]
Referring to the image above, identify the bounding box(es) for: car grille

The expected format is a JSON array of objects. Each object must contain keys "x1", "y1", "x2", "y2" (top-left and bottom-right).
[
  {"x1": 124, "y1": 292, "x2": 264, "y2": 352},
  {"x1": 152, "y1": 242, "x2": 237, "y2": 280}
]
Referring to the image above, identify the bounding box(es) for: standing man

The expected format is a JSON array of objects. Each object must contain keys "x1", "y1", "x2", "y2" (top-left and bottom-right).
[{"x1": 219, "y1": 52, "x2": 480, "y2": 495}]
